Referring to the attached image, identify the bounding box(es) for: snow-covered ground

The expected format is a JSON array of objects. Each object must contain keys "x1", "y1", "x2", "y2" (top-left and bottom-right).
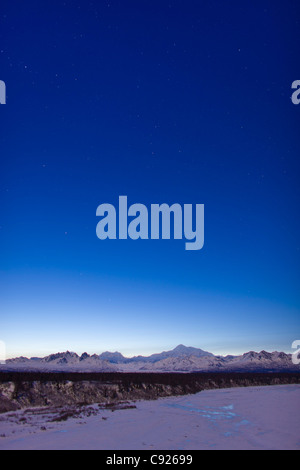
[{"x1": 0, "y1": 385, "x2": 299, "y2": 450}]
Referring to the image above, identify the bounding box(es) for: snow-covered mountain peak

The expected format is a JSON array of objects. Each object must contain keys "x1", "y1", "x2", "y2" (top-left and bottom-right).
[{"x1": 1, "y1": 346, "x2": 298, "y2": 373}]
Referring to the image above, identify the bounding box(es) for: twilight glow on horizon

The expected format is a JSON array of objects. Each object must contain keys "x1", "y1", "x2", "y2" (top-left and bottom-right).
[{"x1": 0, "y1": 0, "x2": 299, "y2": 359}]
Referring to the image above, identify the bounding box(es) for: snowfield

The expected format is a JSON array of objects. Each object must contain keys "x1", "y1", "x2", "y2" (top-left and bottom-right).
[{"x1": 0, "y1": 384, "x2": 299, "y2": 450}]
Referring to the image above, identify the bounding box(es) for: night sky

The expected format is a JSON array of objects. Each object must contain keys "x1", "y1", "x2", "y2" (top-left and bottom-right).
[{"x1": 0, "y1": 0, "x2": 299, "y2": 358}]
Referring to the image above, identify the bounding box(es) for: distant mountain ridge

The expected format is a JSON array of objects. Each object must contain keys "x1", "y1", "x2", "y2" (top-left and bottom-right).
[
  {"x1": 2, "y1": 345, "x2": 299, "y2": 373},
  {"x1": 99, "y1": 344, "x2": 214, "y2": 364},
  {"x1": 5, "y1": 351, "x2": 117, "y2": 372}
]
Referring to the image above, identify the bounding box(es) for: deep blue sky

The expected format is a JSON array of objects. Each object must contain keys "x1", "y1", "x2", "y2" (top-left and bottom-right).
[{"x1": 0, "y1": 0, "x2": 299, "y2": 358}]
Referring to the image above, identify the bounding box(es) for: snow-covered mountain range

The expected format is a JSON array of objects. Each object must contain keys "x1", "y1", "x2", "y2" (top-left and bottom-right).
[
  {"x1": 99, "y1": 344, "x2": 214, "y2": 364},
  {"x1": 1, "y1": 344, "x2": 299, "y2": 373}
]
